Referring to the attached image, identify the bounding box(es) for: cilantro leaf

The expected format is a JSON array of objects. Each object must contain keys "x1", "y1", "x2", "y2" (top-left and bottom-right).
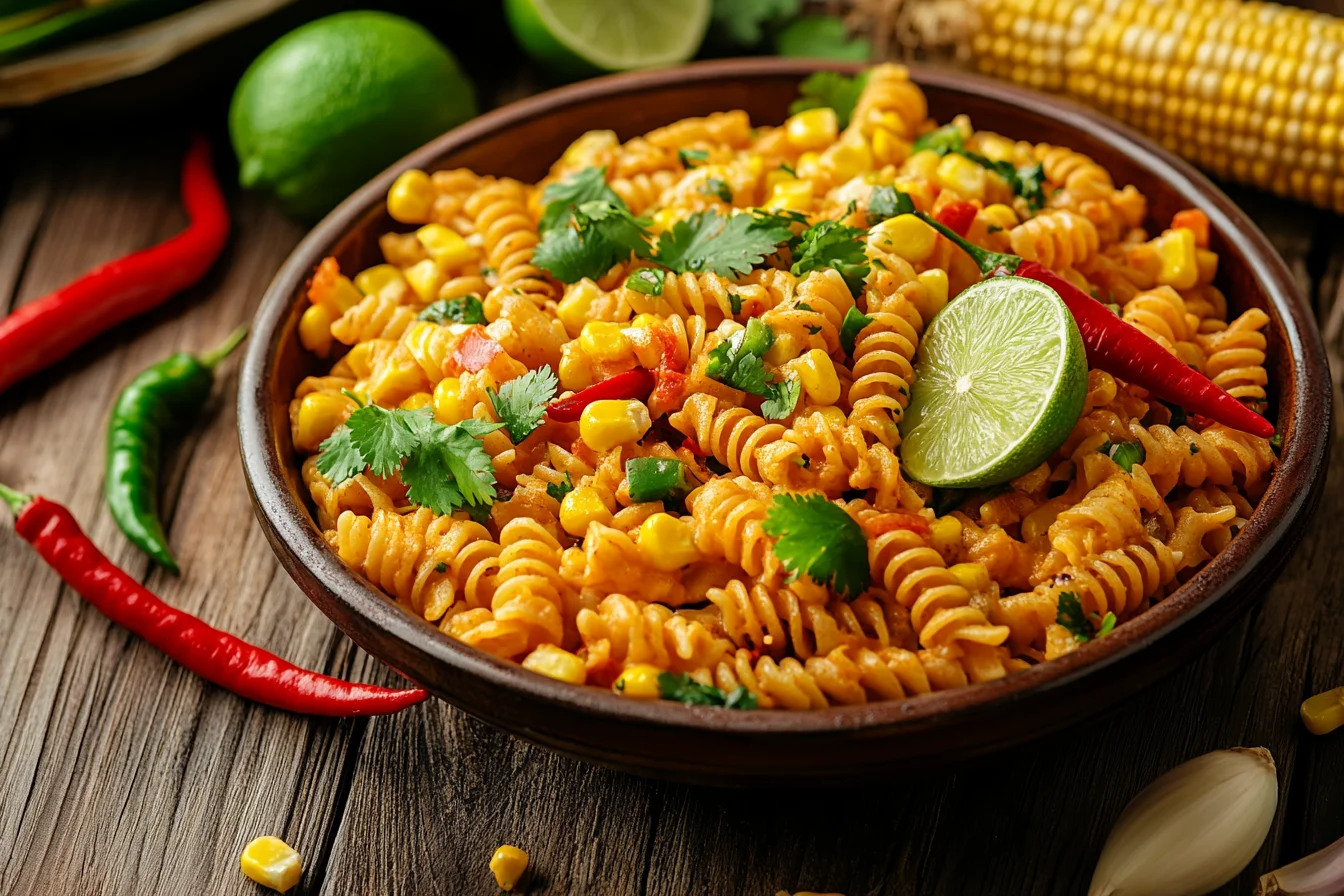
[
  {"x1": 418, "y1": 295, "x2": 485, "y2": 325},
  {"x1": 1269, "y1": 433, "x2": 1282, "y2": 453},
  {"x1": 867, "y1": 185, "x2": 914, "y2": 223},
  {"x1": 402, "y1": 418, "x2": 503, "y2": 514},
  {"x1": 315, "y1": 427, "x2": 364, "y2": 484},
  {"x1": 657, "y1": 671, "x2": 758, "y2": 709},
  {"x1": 1014, "y1": 161, "x2": 1047, "y2": 211},
  {"x1": 546, "y1": 472, "x2": 574, "y2": 502},
  {"x1": 779, "y1": 162, "x2": 797, "y2": 177},
  {"x1": 728, "y1": 292, "x2": 743, "y2": 316},
  {"x1": 840, "y1": 305, "x2": 874, "y2": 356},
  {"x1": 678, "y1": 147, "x2": 708, "y2": 168},
  {"x1": 625, "y1": 268, "x2": 665, "y2": 296},
  {"x1": 763, "y1": 493, "x2": 870, "y2": 597},
  {"x1": 345, "y1": 404, "x2": 427, "y2": 477},
  {"x1": 710, "y1": 0, "x2": 800, "y2": 47},
  {"x1": 775, "y1": 16, "x2": 871, "y2": 62},
  {"x1": 1055, "y1": 592, "x2": 1092, "y2": 641},
  {"x1": 761, "y1": 377, "x2": 801, "y2": 420},
  {"x1": 654, "y1": 210, "x2": 792, "y2": 278},
  {"x1": 791, "y1": 218, "x2": 870, "y2": 294},
  {"x1": 1096, "y1": 612, "x2": 1117, "y2": 637},
  {"x1": 1106, "y1": 440, "x2": 1146, "y2": 473},
  {"x1": 787, "y1": 71, "x2": 870, "y2": 128},
  {"x1": 706, "y1": 319, "x2": 775, "y2": 396},
  {"x1": 534, "y1": 200, "x2": 653, "y2": 283},
  {"x1": 703, "y1": 177, "x2": 734, "y2": 203},
  {"x1": 539, "y1": 166, "x2": 623, "y2": 235},
  {"x1": 487, "y1": 366, "x2": 558, "y2": 444},
  {"x1": 912, "y1": 124, "x2": 965, "y2": 155}
]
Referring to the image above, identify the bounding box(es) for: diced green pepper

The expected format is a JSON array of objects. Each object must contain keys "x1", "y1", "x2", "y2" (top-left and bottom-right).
[{"x1": 626, "y1": 457, "x2": 692, "y2": 504}]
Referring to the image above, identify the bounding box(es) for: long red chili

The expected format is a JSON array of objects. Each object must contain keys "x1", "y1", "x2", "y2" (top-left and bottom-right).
[
  {"x1": 0, "y1": 135, "x2": 230, "y2": 397},
  {"x1": 0, "y1": 484, "x2": 426, "y2": 716},
  {"x1": 918, "y1": 212, "x2": 1274, "y2": 439},
  {"x1": 546, "y1": 367, "x2": 655, "y2": 422}
]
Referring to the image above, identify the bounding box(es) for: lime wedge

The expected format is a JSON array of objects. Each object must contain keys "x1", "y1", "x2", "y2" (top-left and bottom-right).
[
  {"x1": 504, "y1": 0, "x2": 710, "y2": 76},
  {"x1": 900, "y1": 276, "x2": 1087, "y2": 488}
]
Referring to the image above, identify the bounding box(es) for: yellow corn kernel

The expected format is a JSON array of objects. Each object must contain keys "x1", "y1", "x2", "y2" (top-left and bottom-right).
[
  {"x1": 558, "y1": 343, "x2": 598, "y2": 392},
  {"x1": 823, "y1": 129, "x2": 874, "y2": 181},
  {"x1": 651, "y1": 207, "x2": 681, "y2": 233},
  {"x1": 763, "y1": 331, "x2": 805, "y2": 366},
  {"x1": 785, "y1": 107, "x2": 839, "y2": 151},
  {"x1": 918, "y1": 268, "x2": 950, "y2": 308},
  {"x1": 902, "y1": 149, "x2": 942, "y2": 181},
  {"x1": 1301, "y1": 686, "x2": 1344, "y2": 735},
  {"x1": 404, "y1": 259, "x2": 445, "y2": 303},
  {"x1": 579, "y1": 399, "x2": 651, "y2": 452},
  {"x1": 1152, "y1": 228, "x2": 1199, "y2": 290},
  {"x1": 561, "y1": 129, "x2": 618, "y2": 169},
  {"x1": 416, "y1": 224, "x2": 475, "y2": 269},
  {"x1": 872, "y1": 214, "x2": 938, "y2": 263},
  {"x1": 388, "y1": 169, "x2": 435, "y2": 224},
  {"x1": 579, "y1": 321, "x2": 633, "y2": 364},
  {"x1": 929, "y1": 516, "x2": 963, "y2": 556},
  {"x1": 892, "y1": 176, "x2": 935, "y2": 211},
  {"x1": 298, "y1": 304, "x2": 335, "y2": 355},
  {"x1": 765, "y1": 167, "x2": 795, "y2": 193},
  {"x1": 783, "y1": 349, "x2": 841, "y2": 406},
  {"x1": 292, "y1": 392, "x2": 354, "y2": 453},
  {"x1": 1195, "y1": 248, "x2": 1219, "y2": 284},
  {"x1": 936, "y1": 153, "x2": 989, "y2": 199},
  {"x1": 613, "y1": 663, "x2": 663, "y2": 699},
  {"x1": 557, "y1": 279, "x2": 601, "y2": 337},
  {"x1": 353, "y1": 264, "x2": 404, "y2": 297},
  {"x1": 521, "y1": 644, "x2": 587, "y2": 685},
  {"x1": 949, "y1": 562, "x2": 991, "y2": 593},
  {"x1": 490, "y1": 845, "x2": 530, "y2": 892},
  {"x1": 560, "y1": 486, "x2": 615, "y2": 537},
  {"x1": 981, "y1": 203, "x2": 1020, "y2": 230},
  {"x1": 794, "y1": 151, "x2": 825, "y2": 181},
  {"x1": 871, "y1": 127, "x2": 910, "y2": 166},
  {"x1": 433, "y1": 376, "x2": 473, "y2": 424},
  {"x1": 629, "y1": 313, "x2": 662, "y2": 331},
  {"x1": 367, "y1": 359, "x2": 425, "y2": 409},
  {"x1": 240, "y1": 836, "x2": 302, "y2": 893},
  {"x1": 767, "y1": 178, "x2": 813, "y2": 212},
  {"x1": 399, "y1": 391, "x2": 433, "y2": 411},
  {"x1": 637, "y1": 513, "x2": 701, "y2": 571}
]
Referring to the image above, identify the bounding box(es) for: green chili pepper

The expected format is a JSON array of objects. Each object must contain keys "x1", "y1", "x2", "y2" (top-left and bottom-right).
[
  {"x1": 626, "y1": 457, "x2": 693, "y2": 504},
  {"x1": 104, "y1": 327, "x2": 247, "y2": 573}
]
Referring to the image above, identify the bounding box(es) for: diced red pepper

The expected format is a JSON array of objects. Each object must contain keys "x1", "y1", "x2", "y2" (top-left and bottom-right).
[
  {"x1": 681, "y1": 436, "x2": 707, "y2": 457},
  {"x1": 546, "y1": 367, "x2": 655, "y2": 422},
  {"x1": 1171, "y1": 209, "x2": 1210, "y2": 248},
  {"x1": 452, "y1": 328, "x2": 502, "y2": 373},
  {"x1": 860, "y1": 512, "x2": 931, "y2": 538},
  {"x1": 650, "y1": 369, "x2": 687, "y2": 413},
  {"x1": 935, "y1": 200, "x2": 979, "y2": 238}
]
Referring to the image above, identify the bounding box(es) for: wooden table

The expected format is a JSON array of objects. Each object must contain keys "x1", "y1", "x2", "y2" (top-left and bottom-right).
[{"x1": 1, "y1": 117, "x2": 1342, "y2": 896}]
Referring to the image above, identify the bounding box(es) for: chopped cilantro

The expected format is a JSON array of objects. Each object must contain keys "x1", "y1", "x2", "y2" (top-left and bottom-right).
[
  {"x1": 1013, "y1": 161, "x2": 1047, "y2": 211},
  {"x1": 539, "y1": 166, "x2": 623, "y2": 235},
  {"x1": 760, "y1": 377, "x2": 801, "y2": 419},
  {"x1": 791, "y1": 218, "x2": 870, "y2": 294},
  {"x1": 1190, "y1": 443, "x2": 1200, "y2": 455},
  {"x1": 867, "y1": 185, "x2": 915, "y2": 223},
  {"x1": 625, "y1": 268, "x2": 666, "y2": 296},
  {"x1": 546, "y1": 472, "x2": 574, "y2": 502},
  {"x1": 434, "y1": 562, "x2": 448, "y2": 573},
  {"x1": 678, "y1": 148, "x2": 709, "y2": 168},
  {"x1": 658, "y1": 671, "x2": 758, "y2": 709},
  {"x1": 1057, "y1": 592, "x2": 1116, "y2": 642},
  {"x1": 763, "y1": 493, "x2": 870, "y2": 597},
  {"x1": 706, "y1": 319, "x2": 776, "y2": 397},
  {"x1": 839, "y1": 305, "x2": 874, "y2": 356},
  {"x1": 1269, "y1": 433, "x2": 1282, "y2": 452},
  {"x1": 909, "y1": 127, "x2": 1045, "y2": 208},
  {"x1": 654, "y1": 210, "x2": 792, "y2": 278},
  {"x1": 728, "y1": 292, "x2": 744, "y2": 316},
  {"x1": 418, "y1": 295, "x2": 486, "y2": 325},
  {"x1": 534, "y1": 199, "x2": 654, "y2": 283},
  {"x1": 912, "y1": 123, "x2": 964, "y2": 155},
  {"x1": 787, "y1": 70, "x2": 869, "y2": 128},
  {"x1": 312, "y1": 428, "x2": 364, "y2": 485},
  {"x1": 779, "y1": 162, "x2": 797, "y2": 178},
  {"x1": 487, "y1": 366, "x2": 558, "y2": 444},
  {"x1": 703, "y1": 177, "x2": 734, "y2": 203},
  {"x1": 986, "y1": 224, "x2": 1003, "y2": 234}
]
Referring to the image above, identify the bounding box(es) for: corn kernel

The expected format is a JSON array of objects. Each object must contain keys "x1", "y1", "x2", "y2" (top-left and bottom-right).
[
  {"x1": 1195, "y1": 248, "x2": 1219, "y2": 284},
  {"x1": 490, "y1": 845, "x2": 530, "y2": 892},
  {"x1": 918, "y1": 268, "x2": 950, "y2": 308},
  {"x1": 949, "y1": 562, "x2": 991, "y2": 593},
  {"x1": 353, "y1": 264, "x2": 405, "y2": 296},
  {"x1": 981, "y1": 203, "x2": 1020, "y2": 230},
  {"x1": 1301, "y1": 685, "x2": 1344, "y2": 735},
  {"x1": 637, "y1": 513, "x2": 701, "y2": 571},
  {"x1": 415, "y1": 224, "x2": 475, "y2": 269},
  {"x1": 902, "y1": 149, "x2": 943, "y2": 181},
  {"x1": 367, "y1": 358, "x2": 426, "y2": 408},
  {"x1": 405, "y1": 259, "x2": 446, "y2": 303},
  {"x1": 629, "y1": 313, "x2": 662, "y2": 331},
  {"x1": 579, "y1": 399, "x2": 651, "y2": 452},
  {"x1": 936, "y1": 153, "x2": 989, "y2": 199},
  {"x1": 613, "y1": 663, "x2": 663, "y2": 699},
  {"x1": 872, "y1": 214, "x2": 938, "y2": 263},
  {"x1": 561, "y1": 129, "x2": 618, "y2": 168},
  {"x1": 872, "y1": 127, "x2": 910, "y2": 166},
  {"x1": 1154, "y1": 227, "x2": 1199, "y2": 290},
  {"x1": 399, "y1": 391, "x2": 433, "y2": 411},
  {"x1": 557, "y1": 279, "x2": 601, "y2": 337},
  {"x1": 240, "y1": 836, "x2": 302, "y2": 893},
  {"x1": 433, "y1": 376, "x2": 474, "y2": 424},
  {"x1": 651, "y1": 207, "x2": 681, "y2": 233},
  {"x1": 765, "y1": 167, "x2": 795, "y2": 193},
  {"x1": 767, "y1": 178, "x2": 813, "y2": 212},
  {"x1": 292, "y1": 392, "x2": 354, "y2": 453},
  {"x1": 783, "y1": 349, "x2": 841, "y2": 406},
  {"x1": 298, "y1": 304, "x2": 335, "y2": 355},
  {"x1": 579, "y1": 321, "x2": 633, "y2": 363},
  {"x1": 786, "y1": 107, "x2": 839, "y2": 151},
  {"x1": 558, "y1": 342, "x2": 598, "y2": 392},
  {"x1": 388, "y1": 169, "x2": 435, "y2": 224},
  {"x1": 764, "y1": 331, "x2": 805, "y2": 366},
  {"x1": 794, "y1": 151, "x2": 825, "y2": 181},
  {"x1": 521, "y1": 644, "x2": 587, "y2": 684},
  {"x1": 824, "y1": 130, "x2": 874, "y2": 180},
  {"x1": 929, "y1": 516, "x2": 963, "y2": 555},
  {"x1": 560, "y1": 486, "x2": 614, "y2": 536}
]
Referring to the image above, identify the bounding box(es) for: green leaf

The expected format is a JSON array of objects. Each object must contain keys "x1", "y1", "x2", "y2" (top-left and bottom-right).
[
  {"x1": 401, "y1": 419, "x2": 504, "y2": 514},
  {"x1": 1096, "y1": 612, "x2": 1117, "y2": 637},
  {"x1": 654, "y1": 210, "x2": 792, "y2": 278},
  {"x1": 346, "y1": 404, "x2": 427, "y2": 477},
  {"x1": 1107, "y1": 440, "x2": 1146, "y2": 473},
  {"x1": 487, "y1": 366, "x2": 559, "y2": 444},
  {"x1": 1014, "y1": 161, "x2": 1047, "y2": 211},
  {"x1": 678, "y1": 147, "x2": 709, "y2": 168},
  {"x1": 839, "y1": 305, "x2": 874, "y2": 356},
  {"x1": 534, "y1": 200, "x2": 653, "y2": 284},
  {"x1": 728, "y1": 292, "x2": 743, "y2": 316},
  {"x1": 775, "y1": 16, "x2": 871, "y2": 62},
  {"x1": 791, "y1": 218, "x2": 870, "y2": 294},
  {"x1": 706, "y1": 318, "x2": 776, "y2": 397},
  {"x1": 1269, "y1": 433, "x2": 1282, "y2": 452},
  {"x1": 763, "y1": 493, "x2": 870, "y2": 597},
  {"x1": 779, "y1": 162, "x2": 797, "y2": 178},
  {"x1": 315, "y1": 427, "x2": 364, "y2": 484},
  {"x1": 625, "y1": 268, "x2": 666, "y2": 296},
  {"x1": 418, "y1": 295, "x2": 486, "y2": 325},
  {"x1": 1190, "y1": 443, "x2": 1200, "y2": 455},
  {"x1": 703, "y1": 177, "x2": 734, "y2": 203},
  {"x1": 710, "y1": 0, "x2": 800, "y2": 47},
  {"x1": 912, "y1": 123, "x2": 965, "y2": 155},
  {"x1": 657, "y1": 671, "x2": 757, "y2": 708},
  {"x1": 539, "y1": 166, "x2": 623, "y2": 235},
  {"x1": 761, "y1": 377, "x2": 801, "y2": 420},
  {"x1": 1055, "y1": 592, "x2": 1093, "y2": 641},
  {"x1": 787, "y1": 71, "x2": 869, "y2": 128},
  {"x1": 867, "y1": 185, "x2": 914, "y2": 223},
  {"x1": 546, "y1": 471, "x2": 575, "y2": 502}
]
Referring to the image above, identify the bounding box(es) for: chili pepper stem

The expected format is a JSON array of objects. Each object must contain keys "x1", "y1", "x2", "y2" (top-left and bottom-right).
[
  {"x1": 197, "y1": 326, "x2": 249, "y2": 370},
  {"x1": 0, "y1": 483, "x2": 32, "y2": 517},
  {"x1": 916, "y1": 211, "x2": 1020, "y2": 276}
]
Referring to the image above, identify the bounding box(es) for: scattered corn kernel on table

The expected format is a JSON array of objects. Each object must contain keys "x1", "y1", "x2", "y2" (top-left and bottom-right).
[{"x1": 3, "y1": 92, "x2": 1344, "y2": 896}]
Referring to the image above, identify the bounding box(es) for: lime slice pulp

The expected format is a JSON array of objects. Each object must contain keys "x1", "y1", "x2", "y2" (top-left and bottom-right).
[
  {"x1": 504, "y1": 0, "x2": 710, "y2": 75},
  {"x1": 900, "y1": 276, "x2": 1087, "y2": 488}
]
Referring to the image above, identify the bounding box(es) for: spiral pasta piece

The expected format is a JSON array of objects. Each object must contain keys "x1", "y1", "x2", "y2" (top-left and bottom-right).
[
  {"x1": 487, "y1": 517, "x2": 573, "y2": 654},
  {"x1": 1009, "y1": 210, "x2": 1100, "y2": 271},
  {"x1": 576, "y1": 594, "x2": 731, "y2": 674},
  {"x1": 464, "y1": 179, "x2": 557, "y2": 318},
  {"x1": 1122, "y1": 286, "x2": 1204, "y2": 369},
  {"x1": 1197, "y1": 308, "x2": 1271, "y2": 412}
]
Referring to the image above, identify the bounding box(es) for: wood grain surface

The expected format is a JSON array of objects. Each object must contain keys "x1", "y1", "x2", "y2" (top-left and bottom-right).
[{"x1": 1, "y1": 124, "x2": 1343, "y2": 896}]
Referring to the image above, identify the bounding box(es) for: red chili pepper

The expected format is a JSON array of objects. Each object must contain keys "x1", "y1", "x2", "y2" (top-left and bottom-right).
[
  {"x1": 545, "y1": 368, "x2": 655, "y2": 422},
  {"x1": 0, "y1": 136, "x2": 230, "y2": 397},
  {"x1": 935, "y1": 200, "x2": 979, "y2": 237},
  {"x1": 0, "y1": 484, "x2": 426, "y2": 716},
  {"x1": 451, "y1": 328, "x2": 502, "y2": 373},
  {"x1": 917, "y1": 212, "x2": 1274, "y2": 439}
]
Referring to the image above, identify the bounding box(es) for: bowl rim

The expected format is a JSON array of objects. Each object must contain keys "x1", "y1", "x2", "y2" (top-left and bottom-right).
[{"x1": 239, "y1": 57, "x2": 1331, "y2": 737}]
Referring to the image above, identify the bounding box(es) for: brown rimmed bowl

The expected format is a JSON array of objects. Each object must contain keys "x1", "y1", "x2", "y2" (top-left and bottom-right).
[{"x1": 239, "y1": 58, "x2": 1331, "y2": 787}]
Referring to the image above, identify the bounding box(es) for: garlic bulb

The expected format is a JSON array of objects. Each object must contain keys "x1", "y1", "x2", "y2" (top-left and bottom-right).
[
  {"x1": 1089, "y1": 747, "x2": 1278, "y2": 896},
  {"x1": 1259, "y1": 833, "x2": 1344, "y2": 895}
]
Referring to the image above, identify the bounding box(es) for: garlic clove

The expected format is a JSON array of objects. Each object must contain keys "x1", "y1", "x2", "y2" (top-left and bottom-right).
[
  {"x1": 1089, "y1": 747, "x2": 1278, "y2": 896},
  {"x1": 1258, "y1": 833, "x2": 1344, "y2": 895}
]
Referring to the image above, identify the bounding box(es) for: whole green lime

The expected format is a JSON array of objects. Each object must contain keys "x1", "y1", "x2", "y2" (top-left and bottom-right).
[{"x1": 229, "y1": 11, "x2": 476, "y2": 223}]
